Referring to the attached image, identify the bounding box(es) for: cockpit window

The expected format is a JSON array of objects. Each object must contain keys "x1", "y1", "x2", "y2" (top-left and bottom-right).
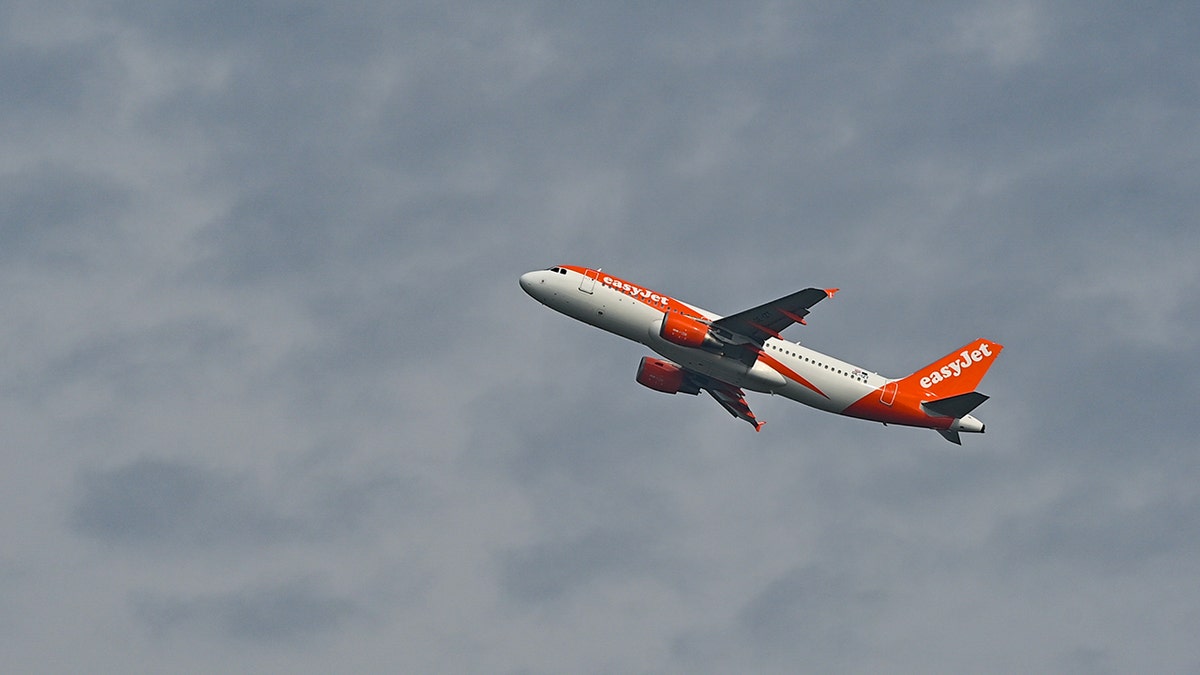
[
  {"x1": 549, "y1": 267, "x2": 560, "y2": 272},
  {"x1": 560, "y1": 268, "x2": 567, "y2": 274}
]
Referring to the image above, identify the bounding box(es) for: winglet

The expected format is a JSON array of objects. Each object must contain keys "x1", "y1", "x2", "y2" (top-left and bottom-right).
[
  {"x1": 825, "y1": 288, "x2": 839, "y2": 298},
  {"x1": 754, "y1": 420, "x2": 765, "y2": 432}
]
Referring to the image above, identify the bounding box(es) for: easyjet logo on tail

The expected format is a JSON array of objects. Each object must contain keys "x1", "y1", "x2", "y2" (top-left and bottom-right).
[{"x1": 919, "y1": 343, "x2": 994, "y2": 389}]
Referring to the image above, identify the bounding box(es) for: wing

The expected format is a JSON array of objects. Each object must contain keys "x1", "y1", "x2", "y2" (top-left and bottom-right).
[
  {"x1": 684, "y1": 370, "x2": 763, "y2": 431},
  {"x1": 703, "y1": 382, "x2": 764, "y2": 431},
  {"x1": 712, "y1": 287, "x2": 838, "y2": 343}
]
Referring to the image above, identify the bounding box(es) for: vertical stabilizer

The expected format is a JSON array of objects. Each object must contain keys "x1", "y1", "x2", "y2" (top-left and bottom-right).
[{"x1": 898, "y1": 338, "x2": 1003, "y2": 398}]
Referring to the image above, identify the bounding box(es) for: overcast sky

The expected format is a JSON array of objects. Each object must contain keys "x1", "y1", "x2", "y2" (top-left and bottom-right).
[{"x1": 2, "y1": 1, "x2": 1198, "y2": 673}]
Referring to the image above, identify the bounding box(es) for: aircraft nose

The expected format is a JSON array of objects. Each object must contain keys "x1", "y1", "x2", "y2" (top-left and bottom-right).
[{"x1": 519, "y1": 271, "x2": 538, "y2": 296}]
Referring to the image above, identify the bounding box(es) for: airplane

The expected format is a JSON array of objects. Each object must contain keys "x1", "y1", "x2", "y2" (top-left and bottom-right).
[{"x1": 519, "y1": 265, "x2": 1004, "y2": 444}]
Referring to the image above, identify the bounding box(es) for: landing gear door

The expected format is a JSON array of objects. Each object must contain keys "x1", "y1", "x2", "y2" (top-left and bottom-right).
[{"x1": 579, "y1": 268, "x2": 598, "y2": 294}]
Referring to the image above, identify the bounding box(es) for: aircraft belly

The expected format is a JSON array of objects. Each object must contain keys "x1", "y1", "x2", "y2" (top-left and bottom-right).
[{"x1": 644, "y1": 338, "x2": 785, "y2": 393}]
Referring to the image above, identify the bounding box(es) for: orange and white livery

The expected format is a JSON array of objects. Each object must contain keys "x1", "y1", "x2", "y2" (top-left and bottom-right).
[{"x1": 520, "y1": 265, "x2": 1004, "y2": 444}]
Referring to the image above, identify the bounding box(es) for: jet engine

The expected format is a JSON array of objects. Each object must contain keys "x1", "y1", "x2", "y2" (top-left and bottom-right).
[
  {"x1": 635, "y1": 357, "x2": 698, "y2": 395},
  {"x1": 659, "y1": 311, "x2": 723, "y2": 350}
]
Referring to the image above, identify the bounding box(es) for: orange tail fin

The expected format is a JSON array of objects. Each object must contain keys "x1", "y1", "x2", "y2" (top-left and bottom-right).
[{"x1": 898, "y1": 338, "x2": 1004, "y2": 398}]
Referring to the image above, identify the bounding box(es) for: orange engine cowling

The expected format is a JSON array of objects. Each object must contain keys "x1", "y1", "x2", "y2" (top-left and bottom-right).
[
  {"x1": 659, "y1": 311, "x2": 721, "y2": 350},
  {"x1": 636, "y1": 357, "x2": 694, "y2": 394}
]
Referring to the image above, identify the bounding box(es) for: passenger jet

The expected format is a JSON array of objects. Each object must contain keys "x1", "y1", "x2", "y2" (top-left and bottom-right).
[{"x1": 520, "y1": 265, "x2": 1003, "y2": 444}]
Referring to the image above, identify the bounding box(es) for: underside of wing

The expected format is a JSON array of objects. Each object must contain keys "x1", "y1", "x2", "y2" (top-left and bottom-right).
[
  {"x1": 713, "y1": 287, "x2": 838, "y2": 343},
  {"x1": 700, "y1": 379, "x2": 764, "y2": 431},
  {"x1": 637, "y1": 356, "x2": 763, "y2": 431}
]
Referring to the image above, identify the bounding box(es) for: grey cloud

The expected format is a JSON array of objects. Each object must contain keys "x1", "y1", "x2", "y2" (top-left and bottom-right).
[
  {"x1": 1020, "y1": 342, "x2": 1199, "y2": 456},
  {"x1": 31, "y1": 318, "x2": 242, "y2": 403},
  {"x1": 1054, "y1": 648, "x2": 1118, "y2": 675},
  {"x1": 671, "y1": 564, "x2": 887, "y2": 673},
  {"x1": 70, "y1": 457, "x2": 417, "y2": 548},
  {"x1": 991, "y1": 483, "x2": 1200, "y2": 573},
  {"x1": 133, "y1": 578, "x2": 362, "y2": 644},
  {"x1": 0, "y1": 40, "x2": 115, "y2": 115},
  {"x1": 195, "y1": 174, "x2": 376, "y2": 284},
  {"x1": 500, "y1": 529, "x2": 660, "y2": 602},
  {"x1": 107, "y1": 0, "x2": 392, "y2": 59},
  {"x1": 738, "y1": 565, "x2": 885, "y2": 656},
  {"x1": 0, "y1": 165, "x2": 129, "y2": 264},
  {"x1": 71, "y1": 458, "x2": 296, "y2": 547}
]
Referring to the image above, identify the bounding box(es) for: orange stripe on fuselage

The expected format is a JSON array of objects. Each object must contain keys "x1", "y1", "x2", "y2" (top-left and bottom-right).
[
  {"x1": 756, "y1": 351, "x2": 828, "y2": 399},
  {"x1": 841, "y1": 388, "x2": 952, "y2": 429}
]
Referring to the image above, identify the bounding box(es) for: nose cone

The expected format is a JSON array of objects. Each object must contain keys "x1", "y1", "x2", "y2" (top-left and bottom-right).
[
  {"x1": 521, "y1": 270, "x2": 554, "y2": 301},
  {"x1": 519, "y1": 271, "x2": 538, "y2": 296}
]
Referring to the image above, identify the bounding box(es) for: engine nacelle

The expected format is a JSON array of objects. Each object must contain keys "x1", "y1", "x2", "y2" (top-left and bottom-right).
[
  {"x1": 659, "y1": 311, "x2": 722, "y2": 350},
  {"x1": 636, "y1": 357, "x2": 696, "y2": 395}
]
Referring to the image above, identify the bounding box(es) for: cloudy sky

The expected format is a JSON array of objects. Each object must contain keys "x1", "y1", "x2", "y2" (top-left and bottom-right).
[{"x1": 3, "y1": 1, "x2": 1198, "y2": 672}]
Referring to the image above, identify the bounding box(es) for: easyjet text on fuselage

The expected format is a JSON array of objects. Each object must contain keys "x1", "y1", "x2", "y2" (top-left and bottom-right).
[{"x1": 601, "y1": 275, "x2": 672, "y2": 305}]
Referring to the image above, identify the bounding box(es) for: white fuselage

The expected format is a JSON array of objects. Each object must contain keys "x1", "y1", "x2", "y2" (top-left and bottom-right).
[{"x1": 519, "y1": 267, "x2": 888, "y2": 416}]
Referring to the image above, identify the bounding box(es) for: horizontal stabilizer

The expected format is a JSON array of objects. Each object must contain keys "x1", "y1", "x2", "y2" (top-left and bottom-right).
[
  {"x1": 937, "y1": 429, "x2": 962, "y2": 445},
  {"x1": 922, "y1": 391, "x2": 989, "y2": 418}
]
